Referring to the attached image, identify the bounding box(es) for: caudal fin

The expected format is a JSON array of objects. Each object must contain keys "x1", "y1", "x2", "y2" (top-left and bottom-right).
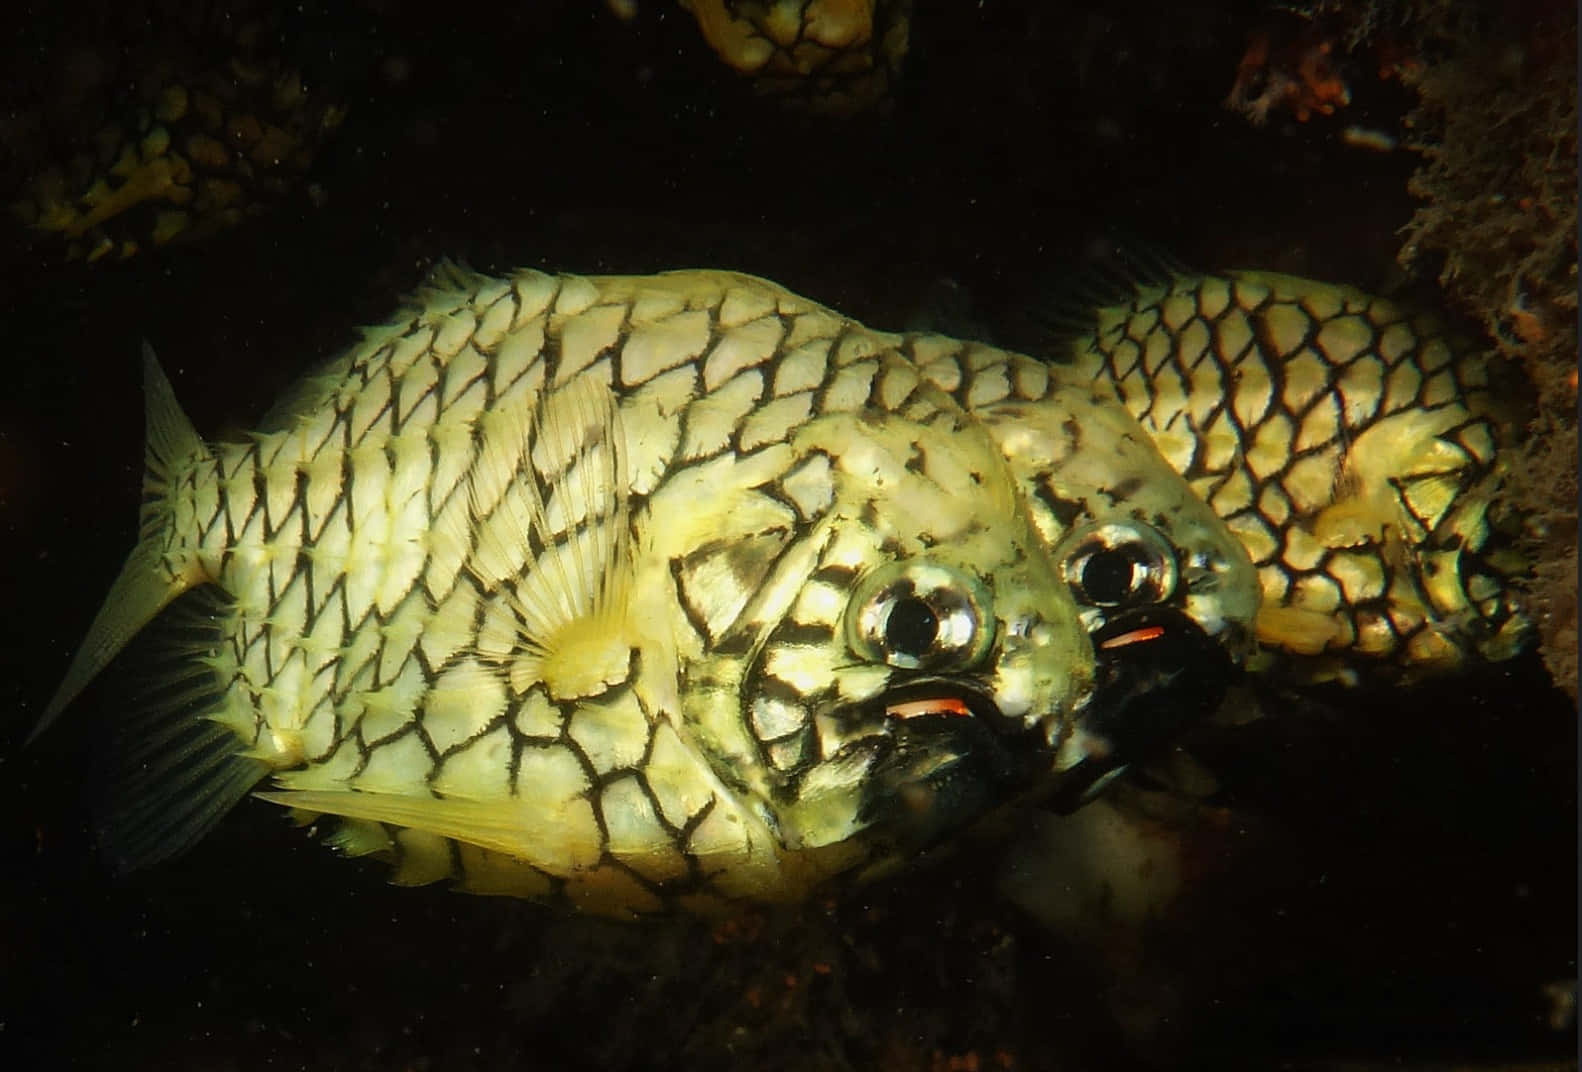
[{"x1": 33, "y1": 344, "x2": 213, "y2": 739}]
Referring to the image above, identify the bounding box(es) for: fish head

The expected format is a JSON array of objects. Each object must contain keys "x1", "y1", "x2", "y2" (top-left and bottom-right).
[
  {"x1": 744, "y1": 378, "x2": 1101, "y2": 868},
  {"x1": 966, "y1": 384, "x2": 1260, "y2": 795}
]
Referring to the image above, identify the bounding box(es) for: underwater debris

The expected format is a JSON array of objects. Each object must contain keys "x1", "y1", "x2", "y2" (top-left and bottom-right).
[
  {"x1": 1339, "y1": 124, "x2": 1398, "y2": 150},
  {"x1": 7, "y1": 12, "x2": 346, "y2": 263},
  {"x1": 1225, "y1": 21, "x2": 1352, "y2": 124}
]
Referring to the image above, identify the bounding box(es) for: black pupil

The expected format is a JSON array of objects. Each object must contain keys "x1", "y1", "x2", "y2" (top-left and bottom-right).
[
  {"x1": 885, "y1": 597, "x2": 939, "y2": 657},
  {"x1": 1081, "y1": 547, "x2": 1141, "y2": 605}
]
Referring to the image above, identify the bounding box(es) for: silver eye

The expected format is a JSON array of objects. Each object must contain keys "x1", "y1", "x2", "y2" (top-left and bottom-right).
[
  {"x1": 1058, "y1": 521, "x2": 1178, "y2": 608},
  {"x1": 847, "y1": 561, "x2": 995, "y2": 671}
]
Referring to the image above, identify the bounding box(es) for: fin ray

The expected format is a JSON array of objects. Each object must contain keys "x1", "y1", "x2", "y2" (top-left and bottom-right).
[
  {"x1": 35, "y1": 345, "x2": 212, "y2": 737},
  {"x1": 460, "y1": 372, "x2": 636, "y2": 700},
  {"x1": 93, "y1": 588, "x2": 269, "y2": 872}
]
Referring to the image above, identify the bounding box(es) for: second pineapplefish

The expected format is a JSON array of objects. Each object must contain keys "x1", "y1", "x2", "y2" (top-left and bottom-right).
[{"x1": 1061, "y1": 268, "x2": 1531, "y2": 684}]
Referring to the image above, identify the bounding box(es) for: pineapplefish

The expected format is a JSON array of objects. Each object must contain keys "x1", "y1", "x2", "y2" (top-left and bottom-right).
[
  {"x1": 1060, "y1": 268, "x2": 1531, "y2": 683},
  {"x1": 38, "y1": 265, "x2": 1258, "y2": 916}
]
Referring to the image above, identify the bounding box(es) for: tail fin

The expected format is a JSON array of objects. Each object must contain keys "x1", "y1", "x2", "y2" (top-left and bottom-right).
[{"x1": 33, "y1": 344, "x2": 213, "y2": 739}]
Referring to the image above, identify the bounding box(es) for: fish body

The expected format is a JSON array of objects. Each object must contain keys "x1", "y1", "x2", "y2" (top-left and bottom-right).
[
  {"x1": 43, "y1": 266, "x2": 1256, "y2": 915},
  {"x1": 1065, "y1": 269, "x2": 1529, "y2": 682},
  {"x1": 681, "y1": 0, "x2": 913, "y2": 113}
]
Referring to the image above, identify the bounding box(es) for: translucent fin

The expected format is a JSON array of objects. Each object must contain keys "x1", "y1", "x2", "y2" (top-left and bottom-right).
[
  {"x1": 254, "y1": 364, "x2": 346, "y2": 434},
  {"x1": 1014, "y1": 236, "x2": 1196, "y2": 354},
  {"x1": 34, "y1": 345, "x2": 213, "y2": 739},
  {"x1": 94, "y1": 587, "x2": 269, "y2": 872}
]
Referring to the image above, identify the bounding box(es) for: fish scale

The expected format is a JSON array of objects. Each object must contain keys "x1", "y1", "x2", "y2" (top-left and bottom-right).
[
  {"x1": 42, "y1": 265, "x2": 1261, "y2": 916},
  {"x1": 1066, "y1": 269, "x2": 1529, "y2": 681}
]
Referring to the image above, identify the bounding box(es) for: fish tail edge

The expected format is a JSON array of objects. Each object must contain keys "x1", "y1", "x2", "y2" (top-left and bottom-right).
[{"x1": 32, "y1": 343, "x2": 213, "y2": 740}]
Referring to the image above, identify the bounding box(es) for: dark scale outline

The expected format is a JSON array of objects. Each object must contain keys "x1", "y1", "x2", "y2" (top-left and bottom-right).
[
  {"x1": 1031, "y1": 473, "x2": 1087, "y2": 531},
  {"x1": 747, "y1": 669, "x2": 817, "y2": 723},
  {"x1": 371, "y1": 592, "x2": 430, "y2": 688},
  {"x1": 424, "y1": 707, "x2": 514, "y2": 780},
  {"x1": 719, "y1": 372, "x2": 778, "y2": 459},
  {"x1": 809, "y1": 562, "x2": 860, "y2": 589},
  {"x1": 694, "y1": 306, "x2": 782, "y2": 400},
  {"x1": 302, "y1": 665, "x2": 344, "y2": 764},
  {"x1": 935, "y1": 344, "x2": 999, "y2": 416},
  {"x1": 736, "y1": 387, "x2": 822, "y2": 456},
  {"x1": 770, "y1": 620, "x2": 838, "y2": 648},
  {"x1": 277, "y1": 467, "x2": 312, "y2": 549},
  {"x1": 751, "y1": 465, "x2": 822, "y2": 530},
  {"x1": 679, "y1": 365, "x2": 766, "y2": 464},
  {"x1": 707, "y1": 629, "x2": 755, "y2": 659},
  {"x1": 1328, "y1": 348, "x2": 1389, "y2": 432},
  {"x1": 1155, "y1": 401, "x2": 1203, "y2": 477},
  {"x1": 345, "y1": 363, "x2": 396, "y2": 451},
  {"x1": 209, "y1": 441, "x2": 262, "y2": 560},
  {"x1": 1413, "y1": 366, "x2": 1468, "y2": 415},
  {"x1": 346, "y1": 719, "x2": 417, "y2": 779},
  {"x1": 1396, "y1": 465, "x2": 1484, "y2": 552},
  {"x1": 472, "y1": 284, "x2": 523, "y2": 366},
  {"x1": 812, "y1": 351, "x2": 878, "y2": 417},
  {"x1": 1101, "y1": 328, "x2": 1146, "y2": 392},
  {"x1": 880, "y1": 355, "x2": 930, "y2": 414},
  {"x1": 1446, "y1": 416, "x2": 1500, "y2": 471},
  {"x1": 553, "y1": 715, "x2": 611, "y2": 852},
  {"x1": 667, "y1": 552, "x2": 720, "y2": 647},
  {"x1": 619, "y1": 757, "x2": 710, "y2": 888},
  {"x1": 673, "y1": 794, "x2": 760, "y2": 894},
  {"x1": 1223, "y1": 507, "x2": 1281, "y2": 567},
  {"x1": 502, "y1": 699, "x2": 571, "y2": 782},
  {"x1": 912, "y1": 346, "x2": 967, "y2": 397},
  {"x1": 592, "y1": 850, "x2": 671, "y2": 905},
  {"x1": 599, "y1": 300, "x2": 638, "y2": 393},
  {"x1": 582, "y1": 778, "x2": 690, "y2": 891},
  {"x1": 763, "y1": 726, "x2": 816, "y2": 776},
  {"x1": 1318, "y1": 545, "x2": 1392, "y2": 601},
  {"x1": 743, "y1": 660, "x2": 834, "y2": 771},
  {"x1": 390, "y1": 359, "x2": 443, "y2": 434},
  {"x1": 302, "y1": 473, "x2": 348, "y2": 547}
]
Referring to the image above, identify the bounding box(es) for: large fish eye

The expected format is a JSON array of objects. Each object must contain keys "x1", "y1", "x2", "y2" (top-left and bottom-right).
[
  {"x1": 1058, "y1": 521, "x2": 1178, "y2": 608},
  {"x1": 848, "y1": 562, "x2": 995, "y2": 671}
]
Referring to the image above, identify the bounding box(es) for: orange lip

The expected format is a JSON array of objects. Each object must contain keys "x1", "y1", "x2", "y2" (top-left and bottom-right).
[
  {"x1": 884, "y1": 697, "x2": 973, "y2": 720},
  {"x1": 1099, "y1": 625, "x2": 1167, "y2": 650}
]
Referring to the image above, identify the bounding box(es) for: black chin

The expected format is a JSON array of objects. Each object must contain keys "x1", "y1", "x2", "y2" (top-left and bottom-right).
[
  {"x1": 1049, "y1": 605, "x2": 1238, "y2": 812},
  {"x1": 854, "y1": 681, "x2": 1046, "y2": 854}
]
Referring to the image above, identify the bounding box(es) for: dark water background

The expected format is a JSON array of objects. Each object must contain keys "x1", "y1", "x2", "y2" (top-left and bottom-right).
[{"x1": 0, "y1": 3, "x2": 1574, "y2": 1069}]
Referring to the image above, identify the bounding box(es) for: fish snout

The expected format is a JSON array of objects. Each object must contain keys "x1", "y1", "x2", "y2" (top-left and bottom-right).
[{"x1": 1048, "y1": 605, "x2": 1239, "y2": 812}]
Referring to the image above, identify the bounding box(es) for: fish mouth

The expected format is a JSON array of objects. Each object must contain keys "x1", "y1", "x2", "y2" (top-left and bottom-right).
[
  {"x1": 1047, "y1": 605, "x2": 1238, "y2": 812},
  {"x1": 853, "y1": 678, "x2": 1052, "y2": 853}
]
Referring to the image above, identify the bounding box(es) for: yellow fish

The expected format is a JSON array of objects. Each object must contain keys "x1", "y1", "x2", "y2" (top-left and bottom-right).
[
  {"x1": 39, "y1": 265, "x2": 1259, "y2": 916},
  {"x1": 1062, "y1": 268, "x2": 1530, "y2": 683}
]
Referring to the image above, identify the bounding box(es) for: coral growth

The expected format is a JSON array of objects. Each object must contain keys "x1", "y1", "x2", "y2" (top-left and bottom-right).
[{"x1": 1396, "y1": 5, "x2": 1578, "y2": 695}]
